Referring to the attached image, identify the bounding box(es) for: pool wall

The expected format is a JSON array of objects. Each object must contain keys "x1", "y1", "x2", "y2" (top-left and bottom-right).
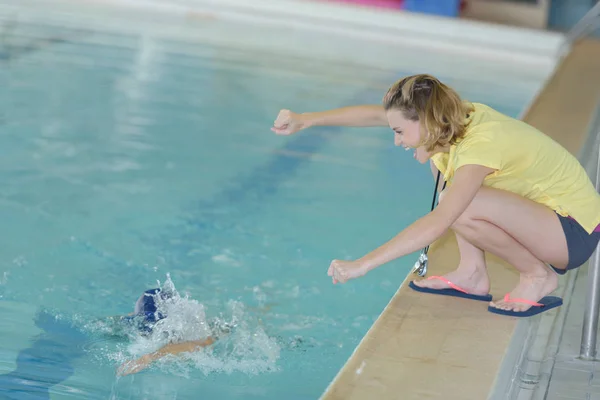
[{"x1": 4, "y1": 0, "x2": 562, "y2": 71}]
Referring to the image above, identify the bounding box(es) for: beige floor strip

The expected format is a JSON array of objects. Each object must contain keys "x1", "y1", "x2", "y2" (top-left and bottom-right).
[{"x1": 321, "y1": 38, "x2": 600, "y2": 400}]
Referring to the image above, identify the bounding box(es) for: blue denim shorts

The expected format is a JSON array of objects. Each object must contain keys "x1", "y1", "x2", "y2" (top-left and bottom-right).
[{"x1": 550, "y1": 213, "x2": 600, "y2": 275}]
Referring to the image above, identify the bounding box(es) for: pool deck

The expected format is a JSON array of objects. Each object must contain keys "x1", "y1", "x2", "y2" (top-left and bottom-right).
[{"x1": 320, "y1": 38, "x2": 600, "y2": 400}]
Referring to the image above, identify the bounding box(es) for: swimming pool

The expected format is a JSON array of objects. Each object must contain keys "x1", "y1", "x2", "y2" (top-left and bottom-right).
[{"x1": 0, "y1": 1, "x2": 554, "y2": 399}]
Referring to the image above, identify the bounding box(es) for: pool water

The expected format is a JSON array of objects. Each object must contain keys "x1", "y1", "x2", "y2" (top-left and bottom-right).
[{"x1": 0, "y1": 9, "x2": 537, "y2": 400}]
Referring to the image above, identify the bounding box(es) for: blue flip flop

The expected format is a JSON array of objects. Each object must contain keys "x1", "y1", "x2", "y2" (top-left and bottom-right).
[
  {"x1": 408, "y1": 276, "x2": 493, "y2": 302},
  {"x1": 487, "y1": 293, "x2": 563, "y2": 317}
]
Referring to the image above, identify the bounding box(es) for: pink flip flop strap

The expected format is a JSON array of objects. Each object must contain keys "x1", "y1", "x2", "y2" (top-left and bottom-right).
[
  {"x1": 427, "y1": 275, "x2": 468, "y2": 294},
  {"x1": 502, "y1": 293, "x2": 543, "y2": 307}
]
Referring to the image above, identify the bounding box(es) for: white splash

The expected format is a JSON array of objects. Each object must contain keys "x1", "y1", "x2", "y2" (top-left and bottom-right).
[{"x1": 87, "y1": 273, "x2": 281, "y2": 376}]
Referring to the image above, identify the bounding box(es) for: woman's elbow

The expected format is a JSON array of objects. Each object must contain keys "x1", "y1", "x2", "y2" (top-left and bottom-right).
[{"x1": 428, "y1": 209, "x2": 456, "y2": 237}]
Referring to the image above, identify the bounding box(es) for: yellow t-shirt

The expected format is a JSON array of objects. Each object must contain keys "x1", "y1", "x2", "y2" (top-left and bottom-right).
[{"x1": 431, "y1": 102, "x2": 600, "y2": 234}]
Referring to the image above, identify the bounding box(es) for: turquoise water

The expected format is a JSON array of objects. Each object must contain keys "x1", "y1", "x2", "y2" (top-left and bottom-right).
[{"x1": 0, "y1": 18, "x2": 530, "y2": 400}]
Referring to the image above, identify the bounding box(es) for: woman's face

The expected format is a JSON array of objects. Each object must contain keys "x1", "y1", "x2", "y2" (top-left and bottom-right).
[{"x1": 386, "y1": 109, "x2": 431, "y2": 164}]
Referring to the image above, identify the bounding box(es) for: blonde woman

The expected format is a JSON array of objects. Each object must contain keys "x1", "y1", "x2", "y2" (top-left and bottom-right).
[{"x1": 271, "y1": 74, "x2": 600, "y2": 317}]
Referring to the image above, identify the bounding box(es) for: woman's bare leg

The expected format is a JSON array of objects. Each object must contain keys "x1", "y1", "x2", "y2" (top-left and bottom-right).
[
  {"x1": 413, "y1": 186, "x2": 568, "y2": 312},
  {"x1": 413, "y1": 232, "x2": 490, "y2": 295}
]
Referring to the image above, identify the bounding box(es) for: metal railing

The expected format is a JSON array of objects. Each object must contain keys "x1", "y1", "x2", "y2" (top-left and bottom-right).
[
  {"x1": 581, "y1": 140, "x2": 600, "y2": 360},
  {"x1": 566, "y1": 0, "x2": 600, "y2": 44},
  {"x1": 575, "y1": 1, "x2": 600, "y2": 361}
]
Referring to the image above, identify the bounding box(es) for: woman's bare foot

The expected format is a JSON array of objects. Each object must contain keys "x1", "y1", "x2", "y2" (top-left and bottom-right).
[
  {"x1": 489, "y1": 264, "x2": 558, "y2": 312},
  {"x1": 412, "y1": 264, "x2": 490, "y2": 296}
]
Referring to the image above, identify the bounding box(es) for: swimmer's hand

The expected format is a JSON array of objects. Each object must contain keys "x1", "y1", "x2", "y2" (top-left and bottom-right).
[
  {"x1": 327, "y1": 259, "x2": 368, "y2": 284},
  {"x1": 116, "y1": 337, "x2": 215, "y2": 377},
  {"x1": 117, "y1": 354, "x2": 154, "y2": 377},
  {"x1": 271, "y1": 109, "x2": 309, "y2": 135}
]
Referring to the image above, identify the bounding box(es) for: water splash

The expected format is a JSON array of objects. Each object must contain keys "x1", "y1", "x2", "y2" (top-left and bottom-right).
[{"x1": 81, "y1": 274, "x2": 281, "y2": 377}]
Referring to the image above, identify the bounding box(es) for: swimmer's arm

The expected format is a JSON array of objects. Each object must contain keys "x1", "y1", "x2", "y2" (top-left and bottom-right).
[
  {"x1": 301, "y1": 105, "x2": 388, "y2": 128},
  {"x1": 356, "y1": 164, "x2": 494, "y2": 272},
  {"x1": 117, "y1": 337, "x2": 215, "y2": 376},
  {"x1": 150, "y1": 337, "x2": 215, "y2": 360}
]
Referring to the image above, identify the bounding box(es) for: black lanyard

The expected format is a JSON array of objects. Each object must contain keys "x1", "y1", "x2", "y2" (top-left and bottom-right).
[{"x1": 423, "y1": 169, "x2": 447, "y2": 255}]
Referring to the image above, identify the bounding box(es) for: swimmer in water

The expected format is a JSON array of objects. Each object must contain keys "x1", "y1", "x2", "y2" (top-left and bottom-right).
[{"x1": 115, "y1": 287, "x2": 229, "y2": 377}]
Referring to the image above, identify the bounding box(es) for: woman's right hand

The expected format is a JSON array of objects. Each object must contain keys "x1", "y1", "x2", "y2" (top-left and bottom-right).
[{"x1": 271, "y1": 109, "x2": 309, "y2": 135}]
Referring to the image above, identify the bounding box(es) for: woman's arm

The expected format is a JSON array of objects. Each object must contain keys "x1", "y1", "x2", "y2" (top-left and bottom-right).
[
  {"x1": 300, "y1": 105, "x2": 389, "y2": 127},
  {"x1": 117, "y1": 337, "x2": 215, "y2": 376},
  {"x1": 272, "y1": 105, "x2": 388, "y2": 135},
  {"x1": 328, "y1": 164, "x2": 495, "y2": 283}
]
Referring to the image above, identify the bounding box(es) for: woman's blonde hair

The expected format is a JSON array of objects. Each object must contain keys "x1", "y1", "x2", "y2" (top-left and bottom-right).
[{"x1": 382, "y1": 74, "x2": 474, "y2": 151}]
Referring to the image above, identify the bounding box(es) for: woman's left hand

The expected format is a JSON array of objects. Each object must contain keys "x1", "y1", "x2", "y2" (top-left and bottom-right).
[{"x1": 328, "y1": 259, "x2": 368, "y2": 284}]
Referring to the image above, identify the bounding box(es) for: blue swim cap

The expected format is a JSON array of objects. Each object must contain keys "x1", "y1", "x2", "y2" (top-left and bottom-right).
[
  {"x1": 123, "y1": 288, "x2": 173, "y2": 333},
  {"x1": 134, "y1": 288, "x2": 167, "y2": 322}
]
